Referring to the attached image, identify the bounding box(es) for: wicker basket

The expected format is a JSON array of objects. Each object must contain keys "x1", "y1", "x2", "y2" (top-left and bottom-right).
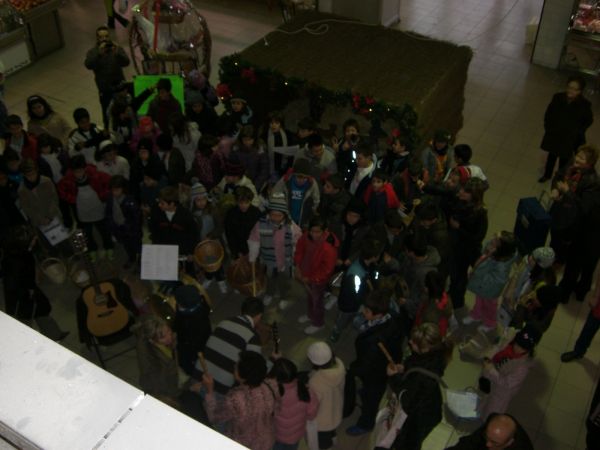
[
  {"x1": 40, "y1": 257, "x2": 67, "y2": 285},
  {"x1": 226, "y1": 259, "x2": 267, "y2": 297},
  {"x1": 194, "y1": 240, "x2": 224, "y2": 272}
]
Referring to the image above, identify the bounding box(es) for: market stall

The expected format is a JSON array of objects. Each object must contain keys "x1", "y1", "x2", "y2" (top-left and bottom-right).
[
  {"x1": 562, "y1": 0, "x2": 600, "y2": 77},
  {"x1": 0, "y1": 0, "x2": 64, "y2": 75},
  {"x1": 0, "y1": 0, "x2": 31, "y2": 75}
]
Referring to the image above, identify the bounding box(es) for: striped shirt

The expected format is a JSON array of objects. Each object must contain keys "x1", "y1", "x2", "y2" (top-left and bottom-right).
[{"x1": 200, "y1": 315, "x2": 262, "y2": 394}]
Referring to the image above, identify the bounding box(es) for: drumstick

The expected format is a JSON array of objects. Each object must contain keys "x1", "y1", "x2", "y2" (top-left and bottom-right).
[
  {"x1": 197, "y1": 352, "x2": 208, "y2": 373},
  {"x1": 252, "y1": 261, "x2": 256, "y2": 297},
  {"x1": 377, "y1": 342, "x2": 395, "y2": 365}
]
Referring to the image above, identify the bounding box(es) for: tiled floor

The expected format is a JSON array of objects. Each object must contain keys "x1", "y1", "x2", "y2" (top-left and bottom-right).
[{"x1": 2, "y1": 0, "x2": 600, "y2": 449}]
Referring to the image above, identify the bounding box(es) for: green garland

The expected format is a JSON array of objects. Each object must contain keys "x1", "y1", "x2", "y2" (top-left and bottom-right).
[{"x1": 218, "y1": 53, "x2": 419, "y2": 147}]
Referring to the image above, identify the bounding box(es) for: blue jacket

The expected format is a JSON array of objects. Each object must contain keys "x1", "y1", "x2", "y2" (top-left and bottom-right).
[{"x1": 467, "y1": 250, "x2": 518, "y2": 299}]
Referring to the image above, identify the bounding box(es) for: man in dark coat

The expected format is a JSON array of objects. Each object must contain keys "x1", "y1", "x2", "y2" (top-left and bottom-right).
[
  {"x1": 346, "y1": 290, "x2": 402, "y2": 435},
  {"x1": 446, "y1": 413, "x2": 533, "y2": 450},
  {"x1": 539, "y1": 75, "x2": 593, "y2": 182},
  {"x1": 84, "y1": 26, "x2": 130, "y2": 129}
]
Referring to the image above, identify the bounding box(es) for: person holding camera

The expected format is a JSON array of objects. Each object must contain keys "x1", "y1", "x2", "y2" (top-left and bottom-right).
[{"x1": 85, "y1": 26, "x2": 130, "y2": 129}]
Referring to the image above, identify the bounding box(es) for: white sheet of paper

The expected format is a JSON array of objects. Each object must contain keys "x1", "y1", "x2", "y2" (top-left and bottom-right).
[
  {"x1": 446, "y1": 390, "x2": 479, "y2": 419},
  {"x1": 39, "y1": 217, "x2": 70, "y2": 246},
  {"x1": 272, "y1": 144, "x2": 300, "y2": 156},
  {"x1": 141, "y1": 244, "x2": 179, "y2": 281}
]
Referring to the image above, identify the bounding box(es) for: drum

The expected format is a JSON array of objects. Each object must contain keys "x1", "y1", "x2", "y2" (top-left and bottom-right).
[
  {"x1": 193, "y1": 240, "x2": 224, "y2": 272},
  {"x1": 226, "y1": 258, "x2": 267, "y2": 297}
]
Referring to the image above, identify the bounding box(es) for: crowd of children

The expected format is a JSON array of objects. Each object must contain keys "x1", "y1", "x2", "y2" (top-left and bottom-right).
[{"x1": 1, "y1": 66, "x2": 599, "y2": 450}]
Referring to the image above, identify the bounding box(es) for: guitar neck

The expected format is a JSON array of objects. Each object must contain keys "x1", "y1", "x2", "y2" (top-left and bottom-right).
[{"x1": 272, "y1": 322, "x2": 280, "y2": 354}]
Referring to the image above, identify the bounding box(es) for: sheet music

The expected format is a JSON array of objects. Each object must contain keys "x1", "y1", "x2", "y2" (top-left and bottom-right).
[
  {"x1": 39, "y1": 217, "x2": 70, "y2": 246},
  {"x1": 141, "y1": 244, "x2": 179, "y2": 281},
  {"x1": 272, "y1": 144, "x2": 300, "y2": 156}
]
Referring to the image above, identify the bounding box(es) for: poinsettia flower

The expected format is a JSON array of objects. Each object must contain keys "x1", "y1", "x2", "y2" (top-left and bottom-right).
[
  {"x1": 365, "y1": 96, "x2": 375, "y2": 105},
  {"x1": 216, "y1": 83, "x2": 232, "y2": 99},
  {"x1": 241, "y1": 68, "x2": 257, "y2": 84},
  {"x1": 391, "y1": 128, "x2": 401, "y2": 137}
]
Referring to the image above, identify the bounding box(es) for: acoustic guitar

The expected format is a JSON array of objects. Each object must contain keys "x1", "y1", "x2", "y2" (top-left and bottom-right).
[{"x1": 71, "y1": 230, "x2": 130, "y2": 337}]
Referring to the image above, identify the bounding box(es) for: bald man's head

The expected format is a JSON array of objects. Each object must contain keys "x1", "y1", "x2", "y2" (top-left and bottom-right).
[{"x1": 485, "y1": 414, "x2": 517, "y2": 449}]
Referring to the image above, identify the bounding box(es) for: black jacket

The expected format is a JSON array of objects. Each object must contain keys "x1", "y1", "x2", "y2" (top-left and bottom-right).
[
  {"x1": 448, "y1": 200, "x2": 488, "y2": 262},
  {"x1": 224, "y1": 204, "x2": 261, "y2": 257},
  {"x1": 387, "y1": 349, "x2": 448, "y2": 450},
  {"x1": 350, "y1": 317, "x2": 402, "y2": 383},
  {"x1": 149, "y1": 204, "x2": 199, "y2": 255},
  {"x1": 541, "y1": 92, "x2": 593, "y2": 159}
]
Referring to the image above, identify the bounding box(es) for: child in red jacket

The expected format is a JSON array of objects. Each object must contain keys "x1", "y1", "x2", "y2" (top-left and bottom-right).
[
  {"x1": 58, "y1": 154, "x2": 113, "y2": 261},
  {"x1": 363, "y1": 169, "x2": 401, "y2": 224},
  {"x1": 294, "y1": 216, "x2": 339, "y2": 335}
]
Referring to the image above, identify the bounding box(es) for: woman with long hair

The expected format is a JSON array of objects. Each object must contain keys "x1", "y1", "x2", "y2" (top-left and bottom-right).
[{"x1": 26, "y1": 95, "x2": 71, "y2": 147}]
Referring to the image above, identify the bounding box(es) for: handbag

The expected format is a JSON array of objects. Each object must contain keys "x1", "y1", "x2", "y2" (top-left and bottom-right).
[
  {"x1": 305, "y1": 419, "x2": 319, "y2": 450},
  {"x1": 374, "y1": 390, "x2": 408, "y2": 448}
]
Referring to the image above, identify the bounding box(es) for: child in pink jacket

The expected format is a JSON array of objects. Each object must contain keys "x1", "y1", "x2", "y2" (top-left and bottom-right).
[{"x1": 269, "y1": 358, "x2": 319, "y2": 450}]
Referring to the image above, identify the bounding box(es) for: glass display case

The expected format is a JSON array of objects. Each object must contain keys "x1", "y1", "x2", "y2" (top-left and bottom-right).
[
  {"x1": 561, "y1": 0, "x2": 600, "y2": 78},
  {"x1": 0, "y1": 0, "x2": 23, "y2": 36},
  {"x1": 7, "y1": 0, "x2": 51, "y2": 13}
]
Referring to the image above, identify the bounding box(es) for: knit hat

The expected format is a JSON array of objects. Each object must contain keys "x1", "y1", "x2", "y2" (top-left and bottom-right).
[
  {"x1": 98, "y1": 140, "x2": 115, "y2": 156},
  {"x1": 267, "y1": 192, "x2": 289, "y2": 216},
  {"x1": 138, "y1": 116, "x2": 154, "y2": 133},
  {"x1": 224, "y1": 159, "x2": 245, "y2": 177},
  {"x1": 190, "y1": 182, "x2": 208, "y2": 203},
  {"x1": 174, "y1": 285, "x2": 204, "y2": 312},
  {"x1": 532, "y1": 247, "x2": 555, "y2": 269},
  {"x1": 293, "y1": 158, "x2": 311, "y2": 177},
  {"x1": 345, "y1": 197, "x2": 366, "y2": 216},
  {"x1": 434, "y1": 129, "x2": 451, "y2": 143},
  {"x1": 307, "y1": 341, "x2": 333, "y2": 366},
  {"x1": 187, "y1": 69, "x2": 207, "y2": 90},
  {"x1": 185, "y1": 89, "x2": 205, "y2": 106},
  {"x1": 143, "y1": 161, "x2": 163, "y2": 181},
  {"x1": 513, "y1": 324, "x2": 540, "y2": 351}
]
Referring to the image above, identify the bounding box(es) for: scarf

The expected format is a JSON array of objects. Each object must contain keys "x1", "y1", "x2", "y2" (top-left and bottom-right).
[
  {"x1": 23, "y1": 175, "x2": 41, "y2": 190},
  {"x1": 565, "y1": 165, "x2": 591, "y2": 192},
  {"x1": 112, "y1": 196, "x2": 126, "y2": 226},
  {"x1": 193, "y1": 153, "x2": 214, "y2": 187},
  {"x1": 359, "y1": 313, "x2": 391, "y2": 333},
  {"x1": 492, "y1": 343, "x2": 527, "y2": 369}
]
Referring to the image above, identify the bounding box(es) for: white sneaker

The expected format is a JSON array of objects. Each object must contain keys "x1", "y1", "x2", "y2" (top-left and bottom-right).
[
  {"x1": 298, "y1": 314, "x2": 311, "y2": 324},
  {"x1": 279, "y1": 300, "x2": 294, "y2": 310},
  {"x1": 462, "y1": 316, "x2": 480, "y2": 325},
  {"x1": 304, "y1": 325, "x2": 324, "y2": 335},
  {"x1": 217, "y1": 280, "x2": 229, "y2": 294},
  {"x1": 202, "y1": 279, "x2": 214, "y2": 289},
  {"x1": 263, "y1": 295, "x2": 273, "y2": 306},
  {"x1": 324, "y1": 294, "x2": 338, "y2": 311}
]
